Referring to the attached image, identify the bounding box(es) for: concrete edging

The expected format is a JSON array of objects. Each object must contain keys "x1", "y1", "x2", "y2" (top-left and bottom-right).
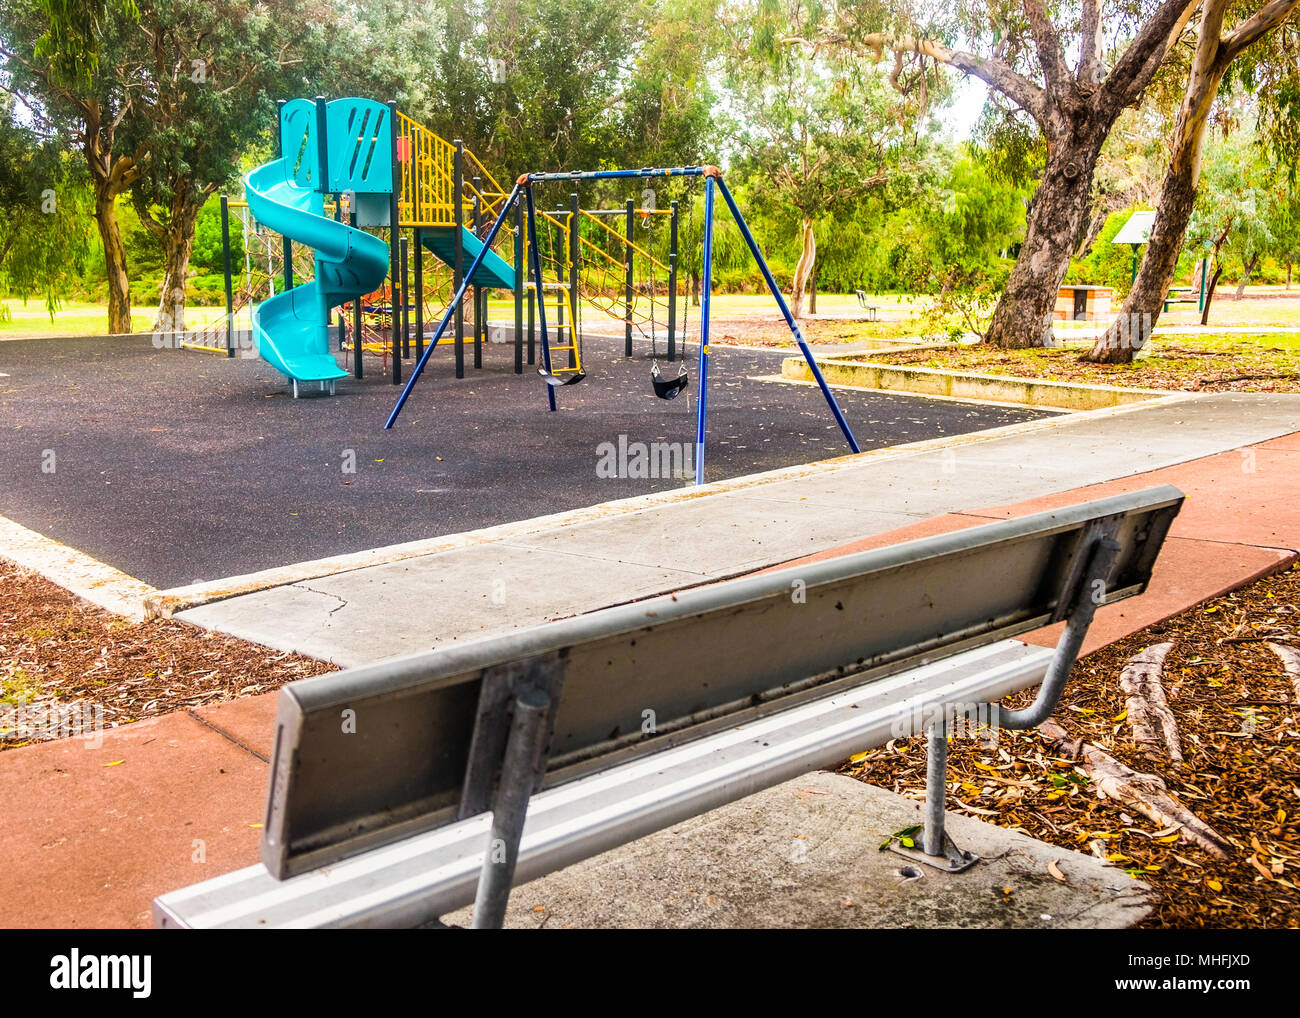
[{"x1": 782, "y1": 356, "x2": 1171, "y2": 412}]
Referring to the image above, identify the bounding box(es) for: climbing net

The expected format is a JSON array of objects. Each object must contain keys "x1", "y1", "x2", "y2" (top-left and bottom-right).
[{"x1": 184, "y1": 203, "x2": 318, "y2": 353}]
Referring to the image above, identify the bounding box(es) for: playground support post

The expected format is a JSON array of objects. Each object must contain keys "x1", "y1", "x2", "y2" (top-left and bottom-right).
[
  {"x1": 453, "y1": 140, "x2": 465, "y2": 379},
  {"x1": 385, "y1": 183, "x2": 523, "y2": 429},
  {"x1": 525, "y1": 186, "x2": 558, "y2": 413},
  {"x1": 219, "y1": 195, "x2": 234, "y2": 358},
  {"x1": 624, "y1": 198, "x2": 634, "y2": 357},
  {"x1": 314, "y1": 97, "x2": 339, "y2": 362},
  {"x1": 334, "y1": 190, "x2": 345, "y2": 351},
  {"x1": 569, "y1": 192, "x2": 580, "y2": 370},
  {"x1": 399, "y1": 235, "x2": 410, "y2": 359},
  {"x1": 388, "y1": 100, "x2": 401, "y2": 384},
  {"x1": 414, "y1": 228, "x2": 424, "y2": 360},
  {"x1": 513, "y1": 201, "x2": 524, "y2": 374},
  {"x1": 351, "y1": 208, "x2": 363, "y2": 379},
  {"x1": 713, "y1": 175, "x2": 860, "y2": 457},
  {"x1": 472, "y1": 183, "x2": 483, "y2": 369},
  {"x1": 693, "y1": 177, "x2": 715, "y2": 485},
  {"x1": 275, "y1": 100, "x2": 293, "y2": 294},
  {"x1": 527, "y1": 271, "x2": 536, "y2": 366},
  {"x1": 668, "y1": 200, "x2": 678, "y2": 362}
]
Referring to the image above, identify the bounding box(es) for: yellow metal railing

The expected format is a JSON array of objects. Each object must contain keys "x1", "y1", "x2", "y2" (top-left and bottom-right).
[
  {"x1": 396, "y1": 112, "x2": 511, "y2": 229},
  {"x1": 397, "y1": 112, "x2": 461, "y2": 227},
  {"x1": 578, "y1": 210, "x2": 671, "y2": 276}
]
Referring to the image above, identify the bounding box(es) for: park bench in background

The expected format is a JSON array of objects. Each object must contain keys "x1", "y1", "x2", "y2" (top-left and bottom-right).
[
  {"x1": 154, "y1": 485, "x2": 1183, "y2": 929},
  {"x1": 855, "y1": 290, "x2": 880, "y2": 321},
  {"x1": 1162, "y1": 287, "x2": 1202, "y2": 313}
]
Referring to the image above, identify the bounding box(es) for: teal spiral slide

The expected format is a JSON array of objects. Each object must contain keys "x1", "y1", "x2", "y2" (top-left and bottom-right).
[{"x1": 245, "y1": 99, "x2": 391, "y2": 393}]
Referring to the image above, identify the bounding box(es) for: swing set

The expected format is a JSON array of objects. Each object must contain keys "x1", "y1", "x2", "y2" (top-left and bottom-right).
[{"x1": 385, "y1": 165, "x2": 861, "y2": 485}]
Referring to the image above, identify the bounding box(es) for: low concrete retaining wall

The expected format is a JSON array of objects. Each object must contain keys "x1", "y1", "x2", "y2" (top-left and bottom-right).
[{"x1": 781, "y1": 356, "x2": 1168, "y2": 411}]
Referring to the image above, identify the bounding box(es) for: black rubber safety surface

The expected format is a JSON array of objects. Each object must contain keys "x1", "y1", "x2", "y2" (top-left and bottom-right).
[{"x1": 0, "y1": 335, "x2": 1049, "y2": 588}]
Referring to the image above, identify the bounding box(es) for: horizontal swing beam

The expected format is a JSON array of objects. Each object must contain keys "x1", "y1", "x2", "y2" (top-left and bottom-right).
[
  {"x1": 526, "y1": 167, "x2": 706, "y2": 183},
  {"x1": 583, "y1": 207, "x2": 673, "y2": 216}
]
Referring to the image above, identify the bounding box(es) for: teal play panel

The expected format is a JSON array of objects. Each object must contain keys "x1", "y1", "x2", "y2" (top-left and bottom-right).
[{"x1": 420, "y1": 226, "x2": 515, "y2": 289}]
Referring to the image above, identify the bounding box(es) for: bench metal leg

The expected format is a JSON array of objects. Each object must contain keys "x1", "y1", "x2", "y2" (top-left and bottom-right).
[
  {"x1": 890, "y1": 722, "x2": 978, "y2": 873},
  {"x1": 471, "y1": 687, "x2": 551, "y2": 929},
  {"x1": 892, "y1": 524, "x2": 1123, "y2": 875}
]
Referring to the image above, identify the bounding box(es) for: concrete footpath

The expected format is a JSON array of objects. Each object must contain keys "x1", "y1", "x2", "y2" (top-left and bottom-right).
[
  {"x1": 2, "y1": 392, "x2": 1298, "y2": 928},
  {"x1": 176, "y1": 393, "x2": 1300, "y2": 665}
]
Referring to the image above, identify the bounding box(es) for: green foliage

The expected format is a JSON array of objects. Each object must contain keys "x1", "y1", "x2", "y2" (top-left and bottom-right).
[
  {"x1": 1189, "y1": 133, "x2": 1292, "y2": 285},
  {"x1": 33, "y1": 0, "x2": 138, "y2": 87},
  {"x1": 1067, "y1": 210, "x2": 1142, "y2": 297},
  {"x1": 0, "y1": 97, "x2": 94, "y2": 315},
  {"x1": 191, "y1": 200, "x2": 243, "y2": 276}
]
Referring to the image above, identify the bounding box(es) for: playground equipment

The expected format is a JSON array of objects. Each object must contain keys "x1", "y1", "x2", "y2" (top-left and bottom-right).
[
  {"x1": 244, "y1": 98, "x2": 391, "y2": 396},
  {"x1": 218, "y1": 100, "x2": 689, "y2": 390},
  {"x1": 385, "y1": 165, "x2": 862, "y2": 485}
]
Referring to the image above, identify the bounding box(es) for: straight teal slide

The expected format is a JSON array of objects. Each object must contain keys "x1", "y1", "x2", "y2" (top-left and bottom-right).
[
  {"x1": 245, "y1": 157, "x2": 389, "y2": 393},
  {"x1": 419, "y1": 225, "x2": 515, "y2": 289}
]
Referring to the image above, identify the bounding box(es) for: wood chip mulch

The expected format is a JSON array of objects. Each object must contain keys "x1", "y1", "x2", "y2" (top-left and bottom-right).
[
  {"x1": 842, "y1": 562, "x2": 1300, "y2": 928},
  {"x1": 873, "y1": 343, "x2": 1300, "y2": 393},
  {"x1": 0, "y1": 564, "x2": 336, "y2": 749}
]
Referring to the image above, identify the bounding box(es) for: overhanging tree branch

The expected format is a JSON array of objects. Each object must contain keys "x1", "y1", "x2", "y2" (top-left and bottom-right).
[
  {"x1": 1103, "y1": 0, "x2": 1200, "y2": 107},
  {"x1": 820, "y1": 31, "x2": 1049, "y2": 126}
]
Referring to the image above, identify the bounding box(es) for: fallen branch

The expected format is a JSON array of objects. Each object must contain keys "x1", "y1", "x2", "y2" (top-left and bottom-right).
[
  {"x1": 1118, "y1": 642, "x2": 1183, "y2": 765},
  {"x1": 1268, "y1": 642, "x2": 1300, "y2": 703},
  {"x1": 1039, "y1": 719, "x2": 1230, "y2": 859}
]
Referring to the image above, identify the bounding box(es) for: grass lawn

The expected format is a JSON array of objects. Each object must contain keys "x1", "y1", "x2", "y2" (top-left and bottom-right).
[
  {"x1": 6, "y1": 287, "x2": 1294, "y2": 351},
  {"x1": 868, "y1": 332, "x2": 1300, "y2": 393},
  {"x1": 0, "y1": 299, "x2": 229, "y2": 339}
]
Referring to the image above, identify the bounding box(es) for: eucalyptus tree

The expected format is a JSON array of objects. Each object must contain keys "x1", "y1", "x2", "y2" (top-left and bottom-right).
[
  {"x1": 1, "y1": 0, "x2": 391, "y2": 332},
  {"x1": 797, "y1": 0, "x2": 1204, "y2": 347},
  {"x1": 1088, "y1": 0, "x2": 1300, "y2": 361},
  {"x1": 0, "y1": 93, "x2": 93, "y2": 316}
]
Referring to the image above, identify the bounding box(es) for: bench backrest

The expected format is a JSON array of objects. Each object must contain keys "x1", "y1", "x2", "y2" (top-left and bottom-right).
[{"x1": 262, "y1": 485, "x2": 1182, "y2": 878}]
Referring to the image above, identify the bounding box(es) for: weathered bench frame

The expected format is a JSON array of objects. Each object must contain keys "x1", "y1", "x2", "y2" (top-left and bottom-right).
[{"x1": 155, "y1": 485, "x2": 1182, "y2": 929}]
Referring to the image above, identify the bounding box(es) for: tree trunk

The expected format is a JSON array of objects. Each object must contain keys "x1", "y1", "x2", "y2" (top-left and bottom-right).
[
  {"x1": 1201, "y1": 264, "x2": 1223, "y2": 325},
  {"x1": 1287, "y1": 263, "x2": 1292, "y2": 289},
  {"x1": 985, "y1": 131, "x2": 1104, "y2": 349},
  {"x1": 809, "y1": 261, "x2": 818, "y2": 315},
  {"x1": 92, "y1": 186, "x2": 133, "y2": 335},
  {"x1": 155, "y1": 222, "x2": 197, "y2": 333},
  {"x1": 147, "y1": 188, "x2": 204, "y2": 334},
  {"x1": 1233, "y1": 252, "x2": 1258, "y2": 299},
  {"x1": 789, "y1": 218, "x2": 815, "y2": 320}
]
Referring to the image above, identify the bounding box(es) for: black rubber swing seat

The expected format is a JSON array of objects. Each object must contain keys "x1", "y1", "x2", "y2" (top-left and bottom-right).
[
  {"x1": 651, "y1": 361, "x2": 689, "y2": 400},
  {"x1": 539, "y1": 368, "x2": 587, "y2": 387}
]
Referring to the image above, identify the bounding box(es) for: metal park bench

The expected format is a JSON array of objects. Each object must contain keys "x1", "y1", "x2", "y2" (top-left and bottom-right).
[
  {"x1": 855, "y1": 289, "x2": 880, "y2": 321},
  {"x1": 154, "y1": 486, "x2": 1182, "y2": 929}
]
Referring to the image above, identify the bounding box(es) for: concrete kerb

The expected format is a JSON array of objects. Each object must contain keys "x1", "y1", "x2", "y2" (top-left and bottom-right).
[
  {"x1": 144, "y1": 392, "x2": 1195, "y2": 619},
  {"x1": 782, "y1": 356, "x2": 1172, "y2": 412},
  {"x1": 0, "y1": 515, "x2": 158, "y2": 621}
]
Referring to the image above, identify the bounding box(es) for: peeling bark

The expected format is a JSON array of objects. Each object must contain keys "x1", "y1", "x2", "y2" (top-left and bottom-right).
[
  {"x1": 1039, "y1": 719, "x2": 1230, "y2": 858},
  {"x1": 93, "y1": 185, "x2": 132, "y2": 335},
  {"x1": 1267, "y1": 642, "x2": 1300, "y2": 703},
  {"x1": 985, "y1": 130, "x2": 1106, "y2": 349},
  {"x1": 790, "y1": 218, "x2": 815, "y2": 320},
  {"x1": 1118, "y1": 642, "x2": 1182, "y2": 765},
  {"x1": 136, "y1": 181, "x2": 206, "y2": 334}
]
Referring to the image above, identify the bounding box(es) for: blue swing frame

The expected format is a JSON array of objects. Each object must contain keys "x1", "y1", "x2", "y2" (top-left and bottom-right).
[{"x1": 384, "y1": 166, "x2": 861, "y2": 485}]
